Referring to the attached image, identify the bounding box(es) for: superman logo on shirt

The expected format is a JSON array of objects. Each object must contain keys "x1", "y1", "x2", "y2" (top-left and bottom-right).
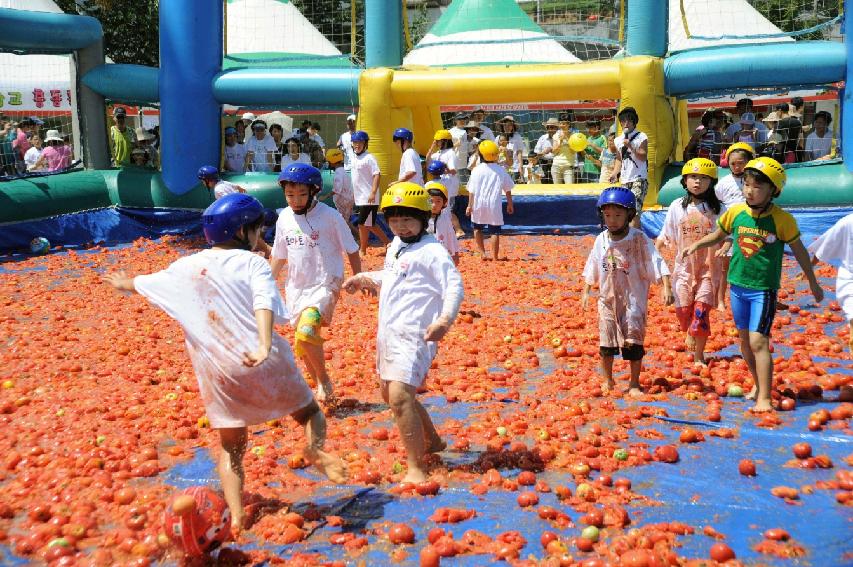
[{"x1": 737, "y1": 234, "x2": 765, "y2": 259}]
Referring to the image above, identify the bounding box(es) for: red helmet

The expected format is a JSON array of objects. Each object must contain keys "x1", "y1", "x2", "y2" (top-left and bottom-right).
[{"x1": 163, "y1": 486, "x2": 231, "y2": 557}]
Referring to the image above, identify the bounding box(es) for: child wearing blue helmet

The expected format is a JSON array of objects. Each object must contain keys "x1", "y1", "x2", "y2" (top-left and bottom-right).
[
  {"x1": 392, "y1": 127, "x2": 423, "y2": 185},
  {"x1": 103, "y1": 193, "x2": 347, "y2": 536},
  {"x1": 350, "y1": 130, "x2": 390, "y2": 255},
  {"x1": 198, "y1": 165, "x2": 246, "y2": 200},
  {"x1": 271, "y1": 163, "x2": 361, "y2": 403},
  {"x1": 582, "y1": 187, "x2": 672, "y2": 395}
]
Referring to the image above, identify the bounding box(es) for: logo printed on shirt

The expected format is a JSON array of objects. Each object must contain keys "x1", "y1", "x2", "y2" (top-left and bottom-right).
[{"x1": 737, "y1": 234, "x2": 765, "y2": 259}]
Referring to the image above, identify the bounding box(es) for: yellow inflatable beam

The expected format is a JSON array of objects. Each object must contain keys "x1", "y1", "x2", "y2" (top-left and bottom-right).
[{"x1": 358, "y1": 57, "x2": 675, "y2": 209}]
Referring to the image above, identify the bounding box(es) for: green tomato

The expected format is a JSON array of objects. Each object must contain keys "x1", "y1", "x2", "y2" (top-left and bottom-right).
[
  {"x1": 496, "y1": 426, "x2": 508, "y2": 436},
  {"x1": 613, "y1": 448, "x2": 628, "y2": 461},
  {"x1": 581, "y1": 525, "x2": 600, "y2": 542},
  {"x1": 727, "y1": 385, "x2": 744, "y2": 397}
]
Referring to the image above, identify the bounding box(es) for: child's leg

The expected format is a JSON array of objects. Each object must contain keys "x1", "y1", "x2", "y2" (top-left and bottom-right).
[
  {"x1": 414, "y1": 398, "x2": 445, "y2": 453},
  {"x1": 491, "y1": 233, "x2": 500, "y2": 260},
  {"x1": 295, "y1": 308, "x2": 333, "y2": 402},
  {"x1": 848, "y1": 320, "x2": 853, "y2": 354},
  {"x1": 623, "y1": 343, "x2": 645, "y2": 396},
  {"x1": 748, "y1": 331, "x2": 774, "y2": 412},
  {"x1": 217, "y1": 427, "x2": 248, "y2": 536},
  {"x1": 358, "y1": 224, "x2": 370, "y2": 255},
  {"x1": 473, "y1": 228, "x2": 486, "y2": 256},
  {"x1": 370, "y1": 225, "x2": 390, "y2": 245},
  {"x1": 291, "y1": 400, "x2": 348, "y2": 483},
  {"x1": 688, "y1": 301, "x2": 713, "y2": 364},
  {"x1": 384, "y1": 380, "x2": 429, "y2": 483},
  {"x1": 738, "y1": 329, "x2": 758, "y2": 398},
  {"x1": 718, "y1": 257, "x2": 730, "y2": 311},
  {"x1": 599, "y1": 349, "x2": 615, "y2": 391}
]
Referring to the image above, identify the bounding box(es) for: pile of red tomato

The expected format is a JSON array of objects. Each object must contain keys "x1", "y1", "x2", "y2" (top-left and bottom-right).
[{"x1": 0, "y1": 234, "x2": 850, "y2": 565}]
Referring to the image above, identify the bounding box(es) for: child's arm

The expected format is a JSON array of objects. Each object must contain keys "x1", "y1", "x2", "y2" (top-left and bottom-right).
[
  {"x1": 244, "y1": 151, "x2": 254, "y2": 171},
  {"x1": 242, "y1": 308, "x2": 272, "y2": 367},
  {"x1": 661, "y1": 274, "x2": 674, "y2": 306},
  {"x1": 505, "y1": 190, "x2": 514, "y2": 215},
  {"x1": 633, "y1": 138, "x2": 648, "y2": 161},
  {"x1": 270, "y1": 257, "x2": 286, "y2": 280},
  {"x1": 581, "y1": 283, "x2": 593, "y2": 309},
  {"x1": 681, "y1": 227, "x2": 728, "y2": 260},
  {"x1": 424, "y1": 262, "x2": 464, "y2": 342},
  {"x1": 103, "y1": 270, "x2": 138, "y2": 293},
  {"x1": 609, "y1": 156, "x2": 621, "y2": 182},
  {"x1": 347, "y1": 251, "x2": 362, "y2": 276},
  {"x1": 789, "y1": 238, "x2": 824, "y2": 303},
  {"x1": 254, "y1": 239, "x2": 272, "y2": 259},
  {"x1": 370, "y1": 173, "x2": 381, "y2": 203},
  {"x1": 343, "y1": 271, "x2": 381, "y2": 296}
]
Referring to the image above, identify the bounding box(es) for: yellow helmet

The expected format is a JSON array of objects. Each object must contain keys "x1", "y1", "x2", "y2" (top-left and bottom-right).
[
  {"x1": 424, "y1": 180, "x2": 448, "y2": 201},
  {"x1": 380, "y1": 182, "x2": 432, "y2": 212},
  {"x1": 725, "y1": 142, "x2": 755, "y2": 160},
  {"x1": 745, "y1": 156, "x2": 786, "y2": 195},
  {"x1": 325, "y1": 148, "x2": 344, "y2": 164},
  {"x1": 681, "y1": 158, "x2": 717, "y2": 180},
  {"x1": 478, "y1": 140, "x2": 499, "y2": 162},
  {"x1": 433, "y1": 129, "x2": 452, "y2": 141}
]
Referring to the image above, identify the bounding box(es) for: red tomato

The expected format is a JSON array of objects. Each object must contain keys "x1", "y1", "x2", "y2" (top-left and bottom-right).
[
  {"x1": 575, "y1": 537, "x2": 595, "y2": 552},
  {"x1": 709, "y1": 542, "x2": 735, "y2": 562},
  {"x1": 792, "y1": 442, "x2": 812, "y2": 459},
  {"x1": 419, "y1": 545, "x2": 440, "y2": 567},
  {"x1": 738, "y1": 459, "x2": 757, "y2": 476},
  {"x1": 540, "y1": 530, "x2": 558, "y2": 549},
  {"x1": 763, "y1": 528, "x2": 790, "y2": 541},
  {"x1": 388, "y1": 523, "x2": 415, "y2": 545},
  {"x1": 415, "y1": 480, "x2": 440, "y2": 496}
]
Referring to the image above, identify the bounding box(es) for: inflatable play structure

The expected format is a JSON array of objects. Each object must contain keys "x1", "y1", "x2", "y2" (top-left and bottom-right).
[{"x1": 0, "y1": 0, "x2": 851, "y2": 248}]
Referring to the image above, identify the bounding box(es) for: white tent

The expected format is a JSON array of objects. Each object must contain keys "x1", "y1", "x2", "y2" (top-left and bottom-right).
[
  {"x1": 669, "y1": 0, "x2": 794, "y2": 53},
  {"x1": 403, "y1": 0, "x2": 579, "y2": 67}
]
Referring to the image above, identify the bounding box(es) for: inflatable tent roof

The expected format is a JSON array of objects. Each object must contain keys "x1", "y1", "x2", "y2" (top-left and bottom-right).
[
  {"x1": 402, "y1": 0, "x2": 580, "y2": 67},
  {"x1": 668, "y1": 0, "x2": 793, "y2": 53},
  {"x1": 224, "y1": 0, "x2": 351, "y2": 68}
]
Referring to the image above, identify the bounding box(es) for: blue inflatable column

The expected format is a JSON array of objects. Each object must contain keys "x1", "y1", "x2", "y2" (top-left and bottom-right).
[
  {"x1": 159, "y1": 1, "x2": 223, "y2": 195},
  {"x1": 844, "y1": 6, "x2": 852, "y2": 171},
  {"x1": 626, "y1": 0, "x2": 668, "y2": 57},
  {"x1": 365, "y1": 0, "x2": 402, "y2": 68}
]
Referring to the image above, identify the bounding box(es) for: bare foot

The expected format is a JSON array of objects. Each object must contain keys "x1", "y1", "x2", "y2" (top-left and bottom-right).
[
  {"x1": 304, "y1": 448, "x2": 348, "y2": 483},
  {"x1": 602, "y1": 380, "x2": 615, "y2": 394},
  {"x1": 401, "y1": 467, "x2": 428, "y2": 484},
  {"x1": 750, "y1": 400, "x2": 774, "y2": 413},
  {"x1": 693, "y1": 357, "x2": 707, "y2": 366},
  {"x1": 455, "y1": 230, "x2": 465, "y2": 238},
  {"x1": 230, "y1": 514, "x2": 245, "y2": 540},
  {"x1": 426, "y1": 437, "x2": 447, "y2": 454},
  {"x1": 716, "y1": 301, "x2": 726, "y2": 312},
  {"x1": 745, "y1": 385, "x2": 757, "y2": 400},
  {"x1": 685, "y1": 335, "x2": 696, "y2": 351},
  {"x1": 626, "y1": 387, "x2": 643, "y2": 398}
]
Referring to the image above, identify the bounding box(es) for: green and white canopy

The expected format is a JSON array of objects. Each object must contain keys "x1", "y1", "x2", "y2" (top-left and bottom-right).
[
  {"x1": 669, "y1": 0, "x2": 793, "y2": 53},
  {"x1": 224, "y1": 0, "x2": 350, "y2": 68},
  {"x1": 403, "y1": 0, "x2": 580, "y2": 67}
]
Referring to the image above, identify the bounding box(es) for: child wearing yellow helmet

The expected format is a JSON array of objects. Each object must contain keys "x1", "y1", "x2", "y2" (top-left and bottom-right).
[
  {"x1": 466, "y1": 140, "x2": 515, "y2": 260},
  {"x1": 425, "y1": 180, "x2": 459, "y2": 265},
  {"x1": 683, "y1": 156, "x2": 823, "y2": 413},
  {"x1": 657, "y1": 158, "x2": 725, "y2": 364},
  {"x1": 427, "y1": 129, "x2": 464, "y2": 237},
  {"x1": 343, "y1": 182, "x2": 464, "y2": 483}
]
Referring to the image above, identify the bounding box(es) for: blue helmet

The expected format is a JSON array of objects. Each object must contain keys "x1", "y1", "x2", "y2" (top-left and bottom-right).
[
  {"x1": 223, "y1": 126, "x2": 237, "y2": 135},
  {"x1": 202, "y1": 193, "x2": 264, "y2": 245},
  {"x1": 392, "y1": 127, "x2": 414, "y2": 142},
  {"x1": 427, "y1": 160, "x2": 446, "y2": 175},
  {"x1": 197, "y1": 165, "x2": 219, "y2": 181},
  {"x1": 278, "y1": 162, "x2": 323, "y2": 189},
  {"x1": 596, "y1": 186, "x2": 637, "y2": 212},
  {"x1": 351, "y1": 130, "x2": 369, "y2": 143}
]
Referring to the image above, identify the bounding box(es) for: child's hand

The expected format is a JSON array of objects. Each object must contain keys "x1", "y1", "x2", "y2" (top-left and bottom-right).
[
  {"x1": 506, "y1": 202, "x2": 514, "y2": 215},
  {"x1": 424, "y1": 318, "x2": 451, "y2": 342},
  {"x1": 809, "y1": 281, "x2": 824, "y2": 303},
  {"x1": 465, "y1": 206, "x2": 472, "y2": 217},
  {"x1": 581, "y1": 291, "x2": 589, "y2": 309},
  {"x1": 663, "y1": 286, "x2": 675, "y2": 306},
  {"x1": 102, "y1": 270, "x2": 135, "y2": 292},
  {"x1": 242, "y1": 346, "x2": 270, "y2": 367},
  {"x1": 714, "y1": 241, "x2": 731, "y2": 257},
  {"x1": 680, "y1": 245, "x2": 696, "y2": 261},
  {"x1": 344, "y1": 275, "x2": 378, "y2": 296}
]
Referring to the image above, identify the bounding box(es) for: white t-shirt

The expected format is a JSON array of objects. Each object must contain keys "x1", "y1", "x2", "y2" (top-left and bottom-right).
[
  {"x1": 332, "y1": 165, "x2": 353, "y2": 203},
  {"x1": 399, "y1": 147, "x2": 423, "y2": 185},
  {"x1": 449, "y1": 126, "x2": 470, "y2": 168},
  {"x1": 428, "y1": 208, "x2": 459, "y2": 256},
  {"x1": 24, "y1": 147, "x2": 42, "y2": 171},
  {"x1": 506, "y1": 132, "x2": 524, "y2": 173},
  {"x1": 614, "y1": 130, "x2": 648, "y2": 182},
  {"x1": 478, "y1": 124, "x2": 496, "y2": 142},
  {"x1": 271, "y1": 202, "x2": 359, "y2": 325},
  {"x1": 467, "y1": 162, "x2": 514, "y2": 226},
  {"x1": 583, "y1": 228, "x2": 669, "y2": 347},
  {"x1": 214, "y1": 180, "x2": 242, "y2": 199},
  {"x1": 223, "y1": 143, "x2": 247, "y2": 173},
  {"x1": 809, "y1": 212, "x2": 853, "y2": 321},
  {"x1": 715, "y1": 174, "x2": 745, "y2": 208},
  {"x1": 280, "y1": 153, "x2": 312, "y2": 168},
  {"x1": 245, "y1": 136, "x2": 277, "y2": 172},
  {"x1": 350, "y1": 151, "x2": 381, "y2": 205},
  {"x1": 805, "y1": 131, "x2": 833, "y2": 161},
  {"x1": 134, "y1": 249, "x2": 311, "y2": 428},
  {"x1": 534, "y1": 134, "x2": 555, "y2": 158},
  {"x1": 338, "y1": 131, "x2": 355, "y2": 171},
  {"x1": 362, "y1": 235, "x2": 463, "y2": 386},
  {"x1": 431, "y1": 149, "x2": 460, "y2": 198}
]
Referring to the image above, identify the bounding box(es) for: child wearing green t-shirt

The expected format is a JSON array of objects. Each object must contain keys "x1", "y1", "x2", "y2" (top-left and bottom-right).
[
  {"x1": 682, "y1": 156, "x2": 823, "y2": 413},
  {"x1": 582, "y1": 120, "x2": 606, "y2": 182}
]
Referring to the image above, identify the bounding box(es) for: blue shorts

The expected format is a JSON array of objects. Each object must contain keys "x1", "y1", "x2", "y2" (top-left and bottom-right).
[
  {"x1": 471, "y1": 222, "x2": 502, "y2": 235},
  {"x1": 730, "y1": 284, "x2": 777, "y2": 336}
]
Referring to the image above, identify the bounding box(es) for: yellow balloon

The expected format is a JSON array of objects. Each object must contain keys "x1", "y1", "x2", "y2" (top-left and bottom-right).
[{"x1": 569, "y1": 132, "x2": 588, "y2": 152}]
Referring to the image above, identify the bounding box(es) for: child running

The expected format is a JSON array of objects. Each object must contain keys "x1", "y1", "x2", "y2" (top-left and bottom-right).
[
  {"x1": 683, "y1": 157, "x2": 823, "y2": 412},
  {"x1": 350, "y1": 130, "x2": 390, "y2": 255},
  {"x1": 657, "y1": 158, "x2": 726, "y2": 364},
  {"x1": 715, "y1": 142, "x2": 754, "y2": 309},
  {"x1": 271, "y1": 163, "x2": 361, "y2": 402},
  {"x1": 103, "y1": 194, "x2": 347, "y2": 536},
  {"x1": 582, "y1": 187, "x2": 672, "y2": 395},
  {"x1": 425, "y1": 179, "x2": 460, "y2": 265},
  {"x1": 808, "y1": 213, "x2": 853, "y2": 355},
  {"x1": 343, "y1": 182, "x2": 463, "y2": 483},
  {"x1": 465, "y1": 140, "x2": 514, "y2": 260}
]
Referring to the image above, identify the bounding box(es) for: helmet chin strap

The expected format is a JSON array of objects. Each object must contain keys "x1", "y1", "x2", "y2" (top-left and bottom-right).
[
  {"x1": 292, "y1": 190, "x2": 319, "y2": 215},
  {"x1": 747, "y1": 195, "x2": 773, "y2": 215}
]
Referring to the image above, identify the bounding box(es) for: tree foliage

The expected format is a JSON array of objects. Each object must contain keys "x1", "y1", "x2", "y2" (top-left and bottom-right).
[{"x1": 55, "y1": 0, "x2": 159, "y2": 67}]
